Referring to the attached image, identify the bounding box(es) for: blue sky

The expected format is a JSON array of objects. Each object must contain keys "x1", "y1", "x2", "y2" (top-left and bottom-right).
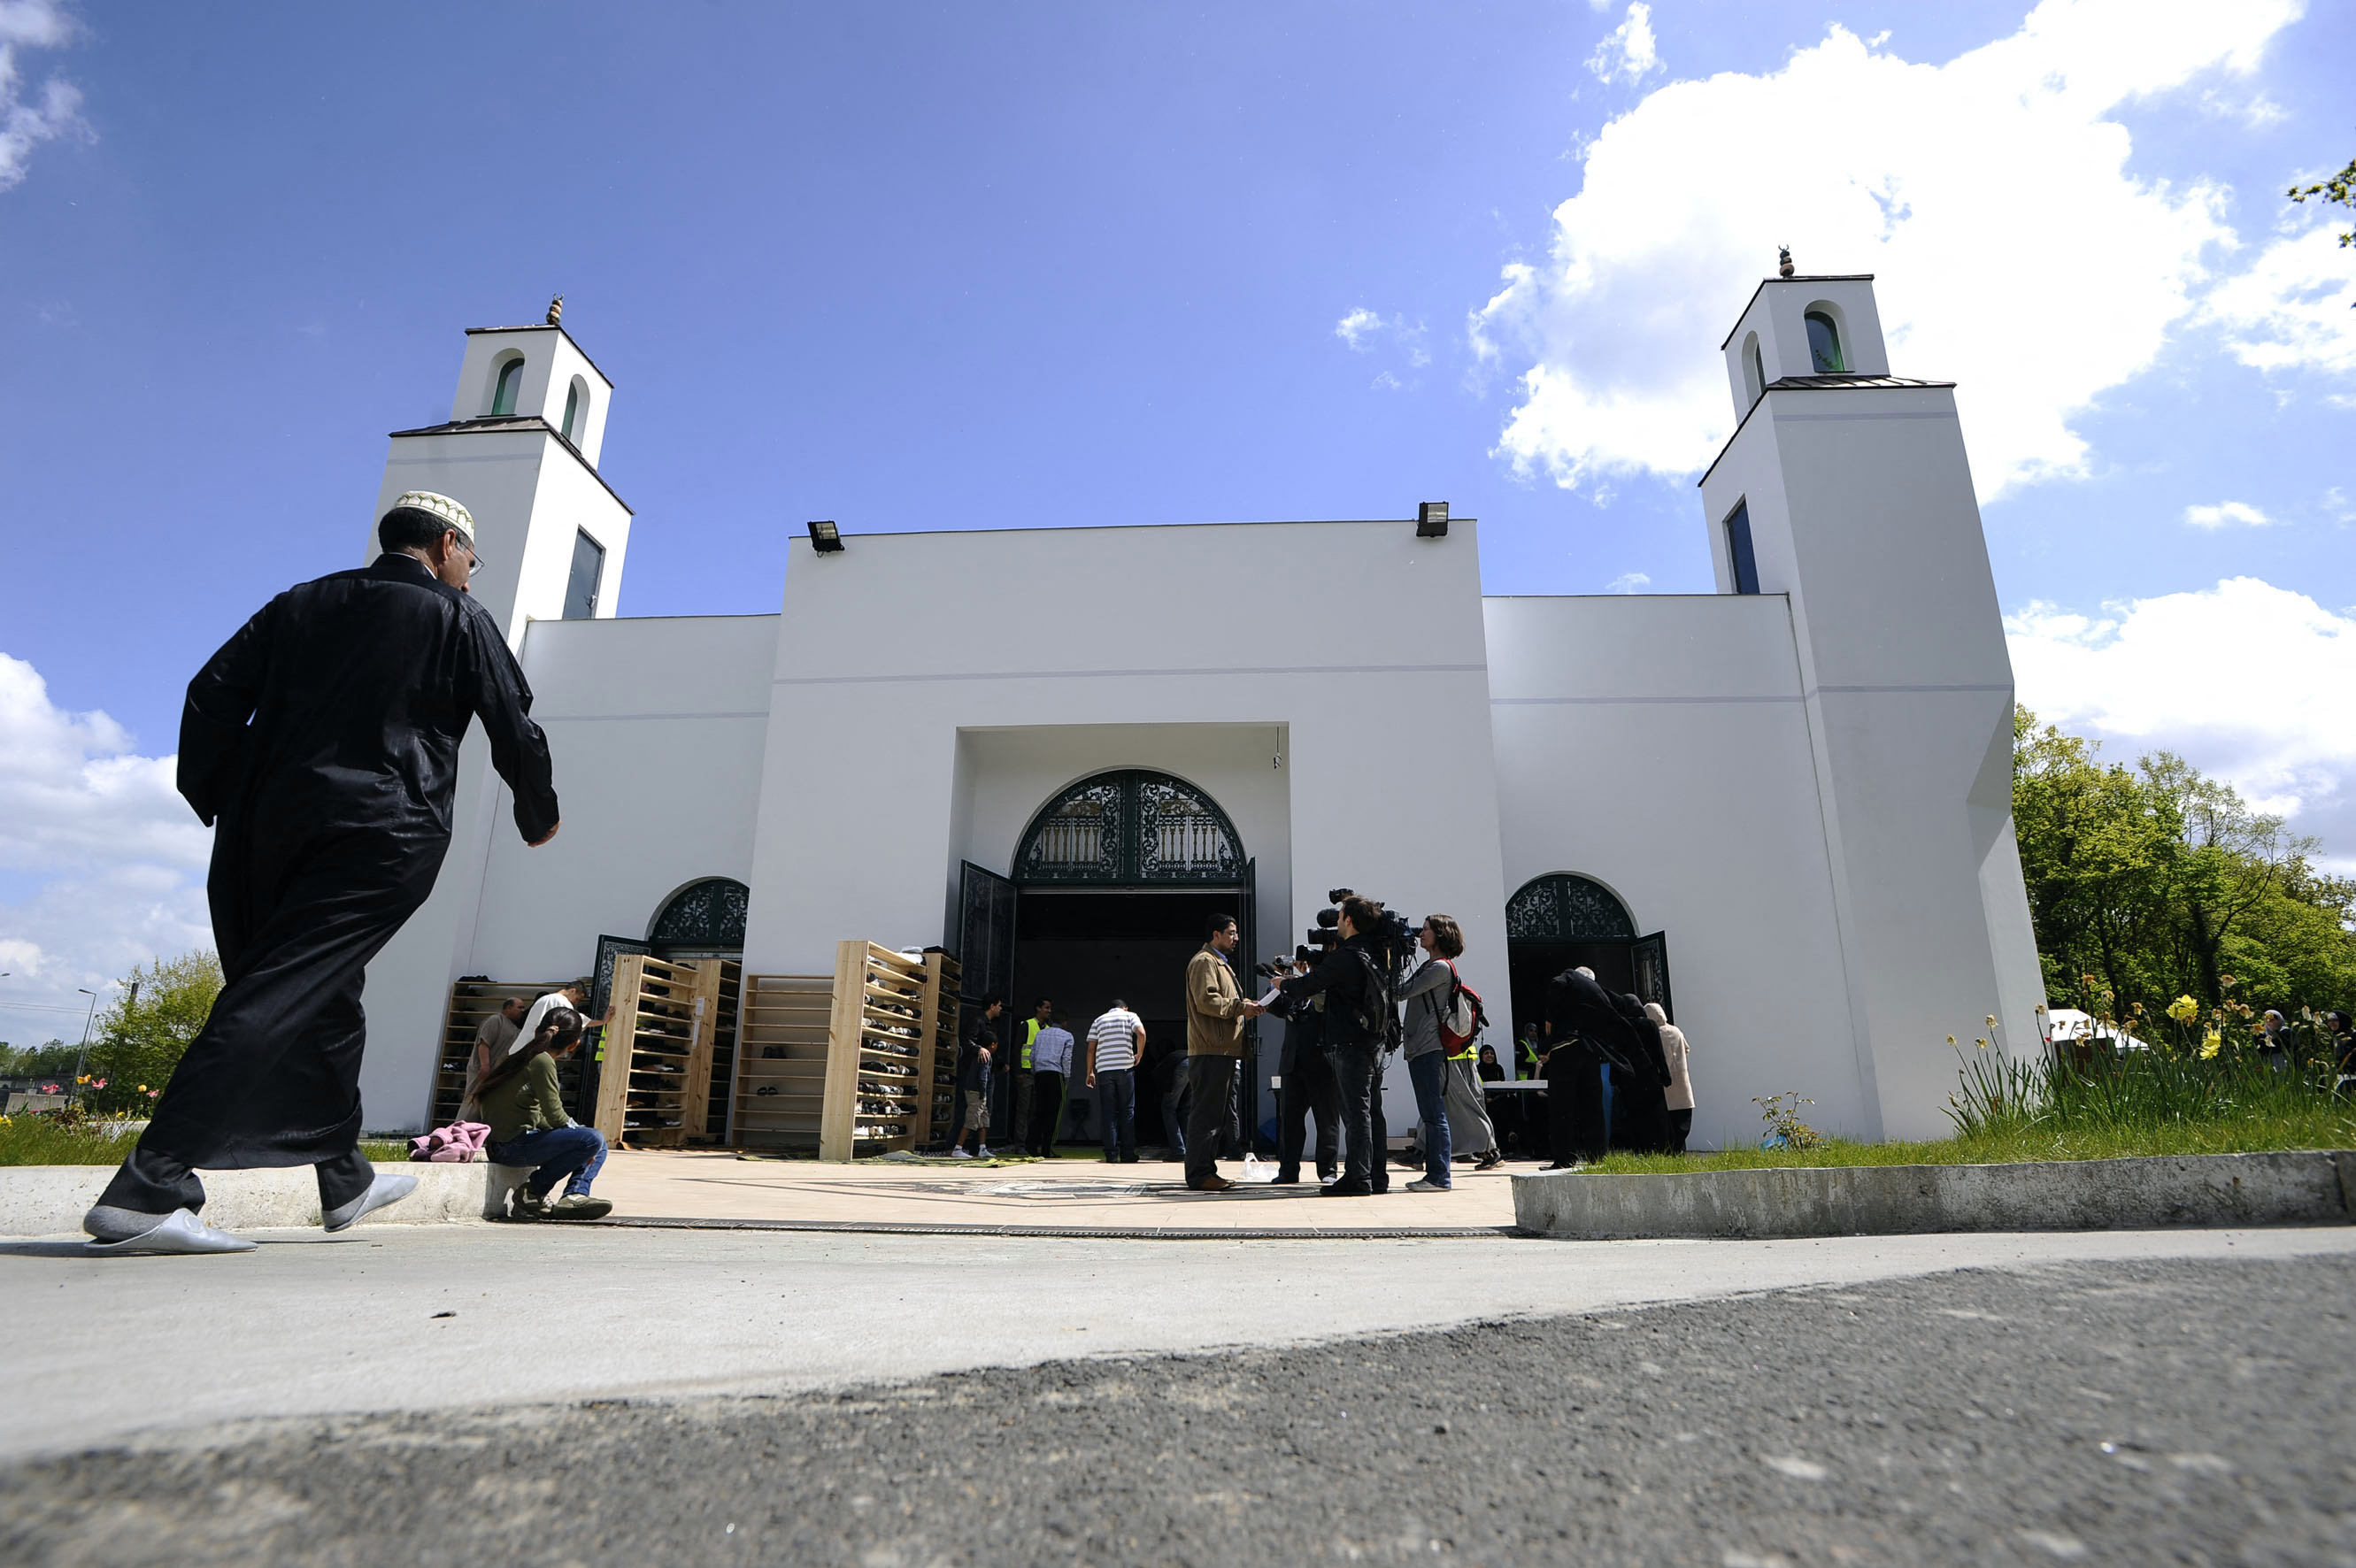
[{"x1": 2, "y1": 0, "x2": 2351, "y2": 1034}]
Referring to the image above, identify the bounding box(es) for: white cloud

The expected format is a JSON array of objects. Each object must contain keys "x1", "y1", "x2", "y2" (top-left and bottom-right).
[
  {"x1": 2183, "y1": 500, "x2": 2272, "y2": 528},
  {"x1": 2200, "y1": 218, "x2": 2356, "y2": 379},
  {"x1": 1474, "y1": 0, "x2": 2302, "y2": 501},
  {"x1": 1334, "y1": 308, "x2": 1384, "y2": 350},
  {"x1": 1587, "y1": 3, "x2": 1662, "y2": 87},
  {"x1": 0, "y1": 653, "x2": 212, "y2": 1040},
  {"x1": 2006, "y1": 577, "x2": 2356, "y2": 854},
  {"x1": 0, "y1": 0, "x2": 87, "y2": 193},
  {"x1": 1605, "y1": 571, "x2": 1652, "y2": 593}
]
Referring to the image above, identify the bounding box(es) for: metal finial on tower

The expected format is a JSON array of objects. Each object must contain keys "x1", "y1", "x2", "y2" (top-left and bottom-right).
[
  {"x1": 546, "y1": 294, "x2": 565, "y2": 327},
  {"x1": 1777, "y1": 247, "x2": 1794, "y2": 280}
]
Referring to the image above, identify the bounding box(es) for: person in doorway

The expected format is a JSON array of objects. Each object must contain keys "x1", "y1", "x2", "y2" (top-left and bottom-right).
[
  {"x1": 1087, "y1": 998, "x2": 1143, "y2": 1163},
  {"x1": 1274, "y1": 895, "x2": 1391, "y2": 1197},
  {"x1": 1182, "y1": 913, "x2": 1265, "y2": 1192},
  {"x1": 459, "y1": 995, "x2": 527, "y2": 1123},
  {"x1": 479, "y1": 1008, "x2": 612, "y2": 1220},
  {"x1": 85, "y1": 491, "x2": 561, "y2": 1256},
  {"x1": 1397, "y1": 915, "x2": 1463, "y2": 1192},
  {"x1": 1148, "y1": 1027, "x2": 1190, "y2": 1164},
  {"x1": 1028, "y1": 1010, "x2": 1075, "y2": 1157},
  {"x1": 953, "y1": 996, "x2": 1003, "y2": 1158},
  {"x1": 1610, "y1": 991, "x2": 1674, "y2": 1154},
  {"x1": 1011, "y1": 997, "x2": 1051, "y2": 1154},
  {"x1": 1647, "y1": 1002, "x2": 1695, "y2": 1153},
  {"x1": 1542, "y1": 966, "x2": 1644, "y2": 1168},
  {"x1": 1267, "y1": 953, "x2": 1339, "y2": 1185}
]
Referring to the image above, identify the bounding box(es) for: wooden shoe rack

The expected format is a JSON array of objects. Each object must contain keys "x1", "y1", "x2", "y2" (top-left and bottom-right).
[
  {"x1": 725, "y1": 946, "x2": 963, "y2": 1160},
  {"x1": 728, "y1": 972, "x2": 834, "y2": 1152},
  {"x1": 590, "y1": 954, "x2": 729, "y2": 1147}
]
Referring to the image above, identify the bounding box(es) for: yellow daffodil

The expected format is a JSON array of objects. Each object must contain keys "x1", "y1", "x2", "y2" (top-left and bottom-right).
[
  {"x1": 2167, "y1": 995, "x2": 2199, "y2": 1024},
  {"x1": 2201, "y1": 1029, "x2": 2222, "y2": 1059}
]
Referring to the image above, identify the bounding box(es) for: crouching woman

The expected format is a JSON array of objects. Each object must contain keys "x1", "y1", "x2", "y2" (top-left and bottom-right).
[{"x1": 476, "y1": 1007, "x2": 613, "y2": 1221}]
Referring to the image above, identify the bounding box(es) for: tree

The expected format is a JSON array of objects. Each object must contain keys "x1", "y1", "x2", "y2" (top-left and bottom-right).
[
  {"x1": 2288, "y1": 154, "x2": 2354, "y2": 252},
  {"x1": 83, "y1": 951, "x2": 224, "y2": 1116},
  {"x1": 0, "y1": 1040, "x2": 82, "y2": 1080}
]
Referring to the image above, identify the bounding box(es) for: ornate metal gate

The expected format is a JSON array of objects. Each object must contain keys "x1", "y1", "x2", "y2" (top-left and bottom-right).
[{"x1": 1014, "y1": 770, "x2": 1246, "y2": 886}]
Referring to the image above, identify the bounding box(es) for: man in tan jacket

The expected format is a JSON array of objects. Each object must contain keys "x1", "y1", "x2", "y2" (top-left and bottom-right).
[{"x1": 1182, "y1": 913, "x2": 1265, "y2": 1191}]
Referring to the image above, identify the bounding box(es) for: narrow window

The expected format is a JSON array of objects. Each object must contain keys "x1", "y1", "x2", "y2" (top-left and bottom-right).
[
  {"x1": 1725, "y1": 501, "x2": 1760, "y2": 596},
  {"x1": 561, "y1": 383, "x2": 581, "y2": 442},
  {"x1": 1804, "y1": 310, "x2": 1844, "y2": 374},
  {"x1": 491, "y1": 356, "x2": 526, "y2": 416},
  {"x1": 1743, "y1": 336, "x2": 1766, "y2": 405},
  {"x1": 564, "y1": 529, "x2": 605, "y2": 619}
]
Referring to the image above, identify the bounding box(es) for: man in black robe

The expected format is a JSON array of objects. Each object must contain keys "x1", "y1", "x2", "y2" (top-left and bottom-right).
[
  {"x1": 86, "y1": 491, "x2": 561, "y2": 1254},
  {"x1": 1542, "y1": 965, "x2": 1645, "y2": 1167},
  {"x1": 1608, "y1": 990, "x2": 1674, "y2": 1154}
]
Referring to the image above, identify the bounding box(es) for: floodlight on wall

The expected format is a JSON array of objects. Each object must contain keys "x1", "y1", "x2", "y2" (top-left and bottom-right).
[
  {"x1": 807, "y1": 519, "x2": 844, "y2": 554},
  {"x1": 1415, "y1": 501, "x2": 1450, "y2": 538}
]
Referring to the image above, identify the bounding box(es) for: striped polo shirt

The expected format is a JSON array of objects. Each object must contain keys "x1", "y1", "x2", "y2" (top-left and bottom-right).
[{"x1": 1087, "y1": 1009, "x2": 1141, "y2": 1072}]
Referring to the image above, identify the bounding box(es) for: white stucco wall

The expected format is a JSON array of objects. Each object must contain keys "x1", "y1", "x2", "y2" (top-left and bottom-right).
[
  {"x1": 1483, "y1": 593, "x2": 1862, "y2": 1149},
  {"x1": 741, "y1": 519, "x2": 1516, "y2": 1136},
  {"x1": 1701, "y1": 379, "x2": 2044, "y2": 1139}
]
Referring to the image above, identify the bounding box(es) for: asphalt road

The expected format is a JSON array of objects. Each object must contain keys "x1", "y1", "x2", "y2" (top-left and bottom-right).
[{"x1": 6, "y1": 1249, "x2": 2352, "y2": 1566}]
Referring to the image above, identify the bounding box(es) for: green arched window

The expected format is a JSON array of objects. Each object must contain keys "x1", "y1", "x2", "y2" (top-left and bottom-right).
[
  {"x1": 491, "y1": 356, "x2": 527, "y2": 416},
  {"x1": 1804, "y1": 310, "x2": 1845, "y2": 374}
]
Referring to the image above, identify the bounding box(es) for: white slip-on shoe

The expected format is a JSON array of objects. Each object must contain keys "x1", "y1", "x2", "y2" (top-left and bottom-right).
[
  {"x1": 82, "y1": 1208, "x2": 256, "y2": 1256},
  {"x1": 323, "y1": 1172, "x2": 420, "y2": 1234}
]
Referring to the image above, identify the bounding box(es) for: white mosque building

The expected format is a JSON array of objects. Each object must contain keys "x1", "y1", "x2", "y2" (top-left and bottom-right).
[{"x1": 356, "y1": 272, "x2": 2045, "y2": 1150}]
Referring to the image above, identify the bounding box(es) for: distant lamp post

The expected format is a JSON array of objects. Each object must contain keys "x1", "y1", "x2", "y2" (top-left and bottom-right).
[{"x1": 73, "y1": 988, "x2": 98, "y2": 1103}]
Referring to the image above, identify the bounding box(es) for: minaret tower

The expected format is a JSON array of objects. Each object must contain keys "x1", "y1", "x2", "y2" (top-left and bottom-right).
[
  {"x1": 1698, "y1": 262, "x2": 2044, "y2": 1139},
  {"x1": 366, "y1": 294, "x2": 633, "y2": 645}
]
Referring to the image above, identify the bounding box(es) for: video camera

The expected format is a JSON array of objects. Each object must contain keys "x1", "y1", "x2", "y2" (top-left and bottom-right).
[
  {"x1": 1254, "y1": 943, "x2": 1314, "y2": 980},
  {"x1": 1307, "y1": 888, "x2": 1416, "y2": 966}
]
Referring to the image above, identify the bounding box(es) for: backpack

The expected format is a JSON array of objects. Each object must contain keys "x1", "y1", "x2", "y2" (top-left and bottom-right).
[{"x1": 1438, "y1": 960, "x2": 1488, "y2": 1053}]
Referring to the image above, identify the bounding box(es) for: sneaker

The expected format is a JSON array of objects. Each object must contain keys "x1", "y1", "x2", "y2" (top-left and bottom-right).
[
  {"x1": 950, "y1": 1147, "x2": 974, "y2": 1159},
  {"x1": 1404, "y1": 1178, "x2": 1451, "y2": 1193},
  {"x1": 976, "y1": 1146, "x2": 994, "y2": 1159},
  {"x1": 549, "y1": 1194, "x2": 613, "y2": 1221},
  {"x1": 511, "y1": 1189, "x2": 552, "y2": 1221}
]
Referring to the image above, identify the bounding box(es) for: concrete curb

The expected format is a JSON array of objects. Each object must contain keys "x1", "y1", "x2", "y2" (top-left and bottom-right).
[
  {"x1": 1512, "y1": 1150, "x2": 2356, "y2": 1239},
  {"x1": 0, "y1": 1162, "x2": 533, "y2": 1240}
]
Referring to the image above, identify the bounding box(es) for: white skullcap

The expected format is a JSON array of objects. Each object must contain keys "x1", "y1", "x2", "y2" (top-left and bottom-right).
[{"x1": 386, "y1": 490, "x2": 475, "y2": 546}]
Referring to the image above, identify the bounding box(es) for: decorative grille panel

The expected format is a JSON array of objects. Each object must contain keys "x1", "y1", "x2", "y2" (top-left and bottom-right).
[
  {"x1": 649, "y1": 878, "x2": 750, "y2": 948},
  {"x1": 1015, "y1": 770, "x2": 1244, "y2": 885},
  {"x1": 1505, "y1": 873, "x2": 1635, "y2": 942}
]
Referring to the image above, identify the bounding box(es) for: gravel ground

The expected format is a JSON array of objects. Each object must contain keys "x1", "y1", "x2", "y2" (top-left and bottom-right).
[{"x1": 4, "y1": 1252, "x2": 2352, "y2": 1566}]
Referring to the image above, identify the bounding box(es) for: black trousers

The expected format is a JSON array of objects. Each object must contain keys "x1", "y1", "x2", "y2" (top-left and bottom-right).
[
  {"x1": 1548, "y1": 1056, "x2": 1608, "y2": 1164},
  {"x1": 1028, "y1": 1070, "x2": 1066, "y2": 1156},
  {"x1": 1278, "y1": 1045, "x2": 1341, "y2": 1179},
  {"x1": 1612, "y1": 1066, "x2": 1670, "y2": 1154},
  {"x1": 1183, "y1": 1056, "x2": 1239, "y2": 1185},
  {"x1": 1667, "y1": 1107, "x2": 1692, "y2": 1153},
  {"x1": 1330, "y1": 1041, "x2": 1390, "y2": 1189},
  {"x1": 102, "y1": 825, "x2": 439, "y2": 1217}
]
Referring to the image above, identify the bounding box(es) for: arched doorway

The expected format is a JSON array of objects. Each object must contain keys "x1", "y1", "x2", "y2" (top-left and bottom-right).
[
  {"x1": 1503, "y1": 872, "x2": 1672, "y2": 1060},
  {"x1": 648, "y1": 876, "x2": 751, "y2": 957},
  {"x1": 959, "y1": 770, "x2": 1254, "y2": 1151}
]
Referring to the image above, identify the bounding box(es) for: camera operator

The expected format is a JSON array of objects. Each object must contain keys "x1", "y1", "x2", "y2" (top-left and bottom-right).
[
  {"x1": 1274, "y1": 894, "x2": 1394, "y2": 1197},
  {"x1": 1262, "y1": 949, "x2": 1339, "y2": 1186}
]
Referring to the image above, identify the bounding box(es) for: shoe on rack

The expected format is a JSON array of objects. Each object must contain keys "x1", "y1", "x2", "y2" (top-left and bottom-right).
[
  {"x1": 549, "y1": 1194, "x2": 613, "y2": 1221},
  {"x1": 82, "y1": 1207, "x2": 256, "y2": 1255},
  {"x1": 325, "y1": 1172, "x2": 419, "y2": 1234},
  {"x1": 1189, "y1": 1174, "x2": 1235, "y2": 1192},
  {"x1": 1319, "y1": 1180, "x2": 1371, "y2": 1197},
  {"x1": 1404, "y1": 1178, "x2": 1451, "y2": 1193}
]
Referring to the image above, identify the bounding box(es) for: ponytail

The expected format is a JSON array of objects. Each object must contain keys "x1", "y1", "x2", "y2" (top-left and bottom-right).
[{"x1": 477, "y1": 1007, "x2": 582, "y2": 1100}]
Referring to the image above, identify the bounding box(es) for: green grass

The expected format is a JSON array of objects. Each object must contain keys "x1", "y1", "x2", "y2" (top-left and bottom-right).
[
  {"x1": 1585, "y1": 1044, "x2": 2356, "y2": 1176},
  {"x1": 0, "y1": 1116, "x2": 411, "y2": 1167}
]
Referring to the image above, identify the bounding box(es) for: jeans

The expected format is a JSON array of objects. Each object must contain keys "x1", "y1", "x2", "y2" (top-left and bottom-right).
[
  {"x1": 491, "y1": 1124, "x2": 607, "y2": 1198},
  {"x1": 1159, "y1": 1057, "x2": 1190, "y2": 1160},
  {"x1": 1330, "y1": 1041, "x2": 1390, "y2": 1188},
  {"x1": 1405, "y1": 1049, "x2": 1452, "y2": 1187},
  {"x1": 1184, "y1": 1055, "x2": 1240, "y2": 1185},
  {"x1": 1096, "y1": 1068, "x2": 1136, "y2": 1159}
]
